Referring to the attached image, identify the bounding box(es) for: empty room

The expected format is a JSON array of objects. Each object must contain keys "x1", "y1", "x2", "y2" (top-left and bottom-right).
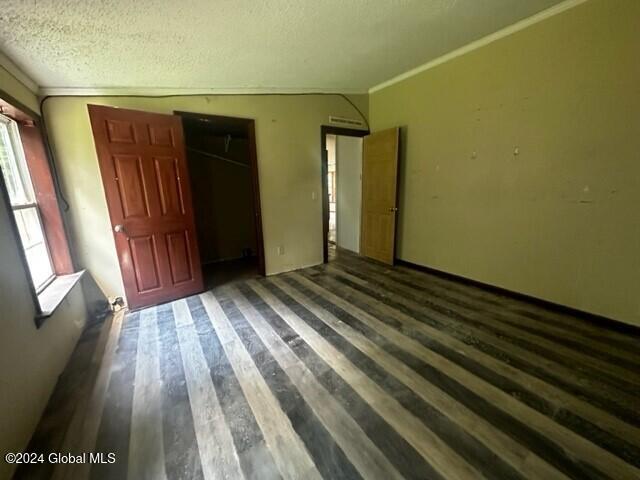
[{"x1": 0, "y1": 0, "x2": 638, "y2": 479}]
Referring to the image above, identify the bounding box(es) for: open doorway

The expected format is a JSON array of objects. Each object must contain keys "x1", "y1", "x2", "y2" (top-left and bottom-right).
[
  {"x1": 327, "y1": 134, "x2": 337, "y2": 244},
  {"x1": 178, "y1": 111, "x2": 265, "y2": 288},
  {"x1": 321, "y1": 126, "x2": 368, "y2": 263}
]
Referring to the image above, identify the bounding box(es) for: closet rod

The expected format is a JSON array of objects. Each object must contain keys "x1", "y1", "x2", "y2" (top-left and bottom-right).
[{"x1": 186, "y1": 146, "x2": 249, "y2": 168}]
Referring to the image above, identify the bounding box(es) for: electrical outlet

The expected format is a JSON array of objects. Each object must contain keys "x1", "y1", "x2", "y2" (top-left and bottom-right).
[{"x1": 277, "y1": 245, "x2": 285, "y2": 255}]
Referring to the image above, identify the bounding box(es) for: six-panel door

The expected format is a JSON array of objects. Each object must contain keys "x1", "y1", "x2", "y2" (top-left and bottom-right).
[
  {"x1": 360, "y1": 127, "x2": 400, "y2": 265},
  {"x1": 88, "y1": 104, "x2": 203, "y2": 309}
]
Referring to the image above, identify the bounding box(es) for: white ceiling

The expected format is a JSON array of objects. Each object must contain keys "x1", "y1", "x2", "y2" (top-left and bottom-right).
[{"x1": 0, "y1": 0, "x2": 565, "y2": 93}]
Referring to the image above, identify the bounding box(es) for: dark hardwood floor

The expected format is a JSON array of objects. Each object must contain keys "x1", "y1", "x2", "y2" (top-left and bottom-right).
[{"x1": 16, "y1": 247, "x2": 640, "y2": 479}]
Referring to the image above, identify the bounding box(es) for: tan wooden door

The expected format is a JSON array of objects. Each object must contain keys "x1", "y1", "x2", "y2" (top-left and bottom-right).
[
  {"x1": 360, "y1": 127, "x2": 400, "y2": 264},
  {"x1": 88, "y1": 104, "x2": 203, "y2": 309}
]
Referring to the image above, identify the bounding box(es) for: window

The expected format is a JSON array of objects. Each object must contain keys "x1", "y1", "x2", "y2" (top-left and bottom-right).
[{"x1": 0, "y1": 114, "x2": 55, "y2": 292}]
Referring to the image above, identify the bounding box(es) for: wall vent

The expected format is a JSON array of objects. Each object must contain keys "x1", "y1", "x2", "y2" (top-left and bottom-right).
[{"x1": 328, "y1": 116, "x2": 365, "y2": 128}]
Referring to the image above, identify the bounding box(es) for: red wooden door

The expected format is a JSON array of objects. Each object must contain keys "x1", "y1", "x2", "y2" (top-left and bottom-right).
[{"x1": 88, "y1": 105, "x2": 203, "y2": 309}]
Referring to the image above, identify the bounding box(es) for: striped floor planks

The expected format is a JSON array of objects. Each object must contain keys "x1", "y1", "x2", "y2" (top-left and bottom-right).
[{"x1": 24, "y1": 248, "x2": 640, "y2": 480}]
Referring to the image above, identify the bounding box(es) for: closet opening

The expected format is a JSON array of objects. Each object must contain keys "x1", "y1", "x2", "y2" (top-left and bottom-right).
[{"x1": 177, "y1": 111, "x2": 264, "y2": 288}]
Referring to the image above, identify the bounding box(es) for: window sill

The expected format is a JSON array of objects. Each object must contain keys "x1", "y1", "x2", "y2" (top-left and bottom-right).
[{"x1": 36, "y1": 270, "x2": 85, "y2": 327}]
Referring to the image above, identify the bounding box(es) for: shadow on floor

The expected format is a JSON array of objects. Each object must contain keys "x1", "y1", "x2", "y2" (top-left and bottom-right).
[{"x1": 202, "y1": 256, "x2": 261, "y2": 290}]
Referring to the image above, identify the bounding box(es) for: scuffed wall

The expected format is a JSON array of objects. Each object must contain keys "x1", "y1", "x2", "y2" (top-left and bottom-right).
[{"x1": 369, "y1": 0, "x2": 640, "y2": 326}]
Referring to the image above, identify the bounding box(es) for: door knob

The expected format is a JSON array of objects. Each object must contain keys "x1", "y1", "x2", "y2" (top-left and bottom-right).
[
  {"x1": 389, "y1": 207, "x2": 398, "y2": 212},
  {"x1": 114, "y1": 224, "x2": 125, "y2": 233}
]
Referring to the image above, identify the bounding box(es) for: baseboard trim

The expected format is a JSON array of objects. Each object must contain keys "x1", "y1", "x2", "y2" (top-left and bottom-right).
[{"x1": 395, "y1": 259, "x2": 640, "y2": 337}]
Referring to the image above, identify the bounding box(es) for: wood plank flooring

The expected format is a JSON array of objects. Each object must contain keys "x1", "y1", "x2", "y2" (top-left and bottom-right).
[{"x1": 17, "y1": 248, "x2": 640, "y2": 479}]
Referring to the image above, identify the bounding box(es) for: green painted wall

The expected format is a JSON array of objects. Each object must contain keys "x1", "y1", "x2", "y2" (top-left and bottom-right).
[
  {"x1": 0, "y1": 65, "x2": 38, "y2": 114},
  {"x1": 369, "y1": 0, "x2": 640, "y2": 326},
  {"x1": 43, "y1": 94, "x2": 368, "y2": 301},
  {"x1": 0, "y1": 69, "x2": 88, "y2": 480}
]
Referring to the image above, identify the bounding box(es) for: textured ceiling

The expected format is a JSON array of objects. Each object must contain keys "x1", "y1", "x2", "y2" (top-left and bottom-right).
[{"x1": 0, "y1": 0, "x2": 564, "y2": 92}]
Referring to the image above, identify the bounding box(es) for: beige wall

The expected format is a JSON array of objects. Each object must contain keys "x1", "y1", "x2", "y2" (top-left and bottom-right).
[
  {"x1": 0, "y1": 69, "x2": 88, "y2": 480},
  {"x1": 43, "y1": 94, "x2": 368, "y2": 300},
  {"x1": 336, "y1": 135, "x2": 363, "y2": 253},
  {"x1": 369, "y1": 0, "x2": 640, "y2": 326},
  {"x1": 0, "y1": 65, "x2": 38, "y2": 114}
]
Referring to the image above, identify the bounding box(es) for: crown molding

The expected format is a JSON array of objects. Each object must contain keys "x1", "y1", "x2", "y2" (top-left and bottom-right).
[
  {"x1": 369, "y1": 0, "x2": 588, "y2": 94},
  {"x1": 38, "y1": 86, "x2": 368, "y2": 97},
  {"x1": 0, "y1": 51, "x2": 38, "y2": 93}
]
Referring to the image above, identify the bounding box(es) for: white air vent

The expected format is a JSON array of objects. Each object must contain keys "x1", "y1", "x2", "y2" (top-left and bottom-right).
[{"x1": 328, "y1": 116, "x2": 365, "y2": 128}]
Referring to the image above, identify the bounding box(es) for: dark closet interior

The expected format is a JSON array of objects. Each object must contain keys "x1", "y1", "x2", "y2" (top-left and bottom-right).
[{"x1": 180, "y1": 113, "x2": 262, "y2": 288}]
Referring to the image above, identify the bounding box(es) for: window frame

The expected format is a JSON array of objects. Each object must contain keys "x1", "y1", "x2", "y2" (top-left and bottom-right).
[
  {"x1": 0, "y1": 88, "x2": 76, "y2": 322},
  {"x1": 0, "y1": 114, "x2": 34, "y2": 203},
  {"x1": 0, "y1": 113, "x2": 57, "y2": 293}
]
